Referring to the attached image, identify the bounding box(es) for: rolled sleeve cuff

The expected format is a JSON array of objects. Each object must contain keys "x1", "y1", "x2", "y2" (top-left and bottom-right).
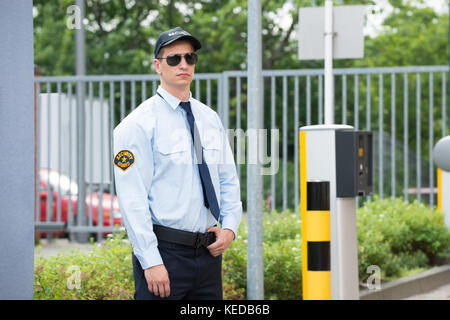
[
  {"x1": 134, "y1": 245, "x2": 163, "y2": 270},
  {"x1": 221, "y1": 216, "x2": 241, "y2": 240}
]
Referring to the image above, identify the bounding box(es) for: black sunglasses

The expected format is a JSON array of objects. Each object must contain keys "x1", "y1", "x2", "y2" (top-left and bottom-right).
[{"x1": 158, "y1": 52, "x2": 198, "y2": 66}]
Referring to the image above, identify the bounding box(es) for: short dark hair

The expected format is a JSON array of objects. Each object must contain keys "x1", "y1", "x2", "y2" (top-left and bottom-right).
[{"x1": 156, "y1": 47, "x2": 165, "y2": 59}]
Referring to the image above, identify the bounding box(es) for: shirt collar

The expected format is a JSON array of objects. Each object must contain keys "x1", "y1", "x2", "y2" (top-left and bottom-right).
[{"x1": 156, "y1": 85, "x2": 193, "y2": 111}]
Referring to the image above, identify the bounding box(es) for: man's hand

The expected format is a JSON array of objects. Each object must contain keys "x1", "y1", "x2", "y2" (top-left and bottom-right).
[
  {"x1": 206, "y1": 227, "x2": 235, "y2": 257},
  {"x1": 144, "y1": 264, "x2": 170, "y2": 298}
]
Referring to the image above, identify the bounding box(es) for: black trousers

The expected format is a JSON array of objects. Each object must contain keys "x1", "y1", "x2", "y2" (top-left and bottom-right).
[{"x1": 132, "y1": 239, "x2": 223, "y2": 300}]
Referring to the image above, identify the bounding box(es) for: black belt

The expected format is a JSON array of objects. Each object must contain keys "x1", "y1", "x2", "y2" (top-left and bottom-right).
[{"x1": 153, "y1": 224, "x2": 216, "y2": 248}]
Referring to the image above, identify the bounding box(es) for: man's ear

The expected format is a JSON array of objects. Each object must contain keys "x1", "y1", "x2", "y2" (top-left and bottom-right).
[{"x1": 154, "y1": 58, "x2": 162, "y2": 75}]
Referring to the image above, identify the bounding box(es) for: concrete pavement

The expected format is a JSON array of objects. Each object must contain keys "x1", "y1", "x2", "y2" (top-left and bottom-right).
[
  {"x1": 405, "y1": 283, "x2": 450, "y2": 300},
  {"x1": 34, "y1": 238, "x2": 96, "y2": 257}
]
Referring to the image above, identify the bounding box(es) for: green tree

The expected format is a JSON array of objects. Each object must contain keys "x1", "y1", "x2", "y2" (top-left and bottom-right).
[
  {"x1": 34, "y1": 0, "x2": 379, "y2": 76},
  {"x1": 357, "y1": 0, "x2": 448, "y2": 67}
]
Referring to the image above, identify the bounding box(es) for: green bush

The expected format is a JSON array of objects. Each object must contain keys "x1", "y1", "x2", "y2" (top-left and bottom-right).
[
  {"x1": 222, "y1": 211, "x2": 302, "y2": 300},
  {"x1": 263, "y1": 238, "x2": 302, "y2": 300},
  {"x1": 34, "y1": 197, "x2": 450, "y2": 300},
  {"x1": 357, "y1": 196, "x2": 450, "y2": 282},
  {"x1": 34, "y1": 231, "x2": 134, "y2": 300}
]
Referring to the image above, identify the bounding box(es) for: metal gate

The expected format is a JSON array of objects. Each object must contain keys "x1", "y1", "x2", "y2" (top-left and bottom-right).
[{"x1": 34, "y1": 65, "x2": 449, "y2": 239}]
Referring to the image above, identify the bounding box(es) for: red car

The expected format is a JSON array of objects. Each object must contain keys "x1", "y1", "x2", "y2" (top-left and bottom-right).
[{"x1": 37, "y1": 168, "x2": 122, "y2": 238}]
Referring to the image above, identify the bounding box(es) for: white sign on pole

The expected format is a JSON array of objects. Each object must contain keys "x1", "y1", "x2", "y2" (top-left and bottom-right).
[{"x1": 298, "y1": 5, "x2": 365, "y2": 60}]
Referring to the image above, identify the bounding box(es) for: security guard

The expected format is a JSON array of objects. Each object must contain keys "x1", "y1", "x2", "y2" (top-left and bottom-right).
[{"x1": 113, "y1": 27, "x2": 242, "y2": 300}]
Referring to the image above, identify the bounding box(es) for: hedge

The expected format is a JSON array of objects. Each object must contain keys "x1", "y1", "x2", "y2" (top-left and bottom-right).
[{"x1": 34, "y1": 196, "x2": 450, "y2": 300}]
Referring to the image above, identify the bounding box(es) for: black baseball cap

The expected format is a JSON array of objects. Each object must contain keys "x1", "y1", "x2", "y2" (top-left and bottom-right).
[{"x1": 154, "y1": 27, "x2": 202, "y2": 58}]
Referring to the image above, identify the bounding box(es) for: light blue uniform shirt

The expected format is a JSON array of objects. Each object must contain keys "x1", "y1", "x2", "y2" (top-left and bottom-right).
[{"x1": 113, "y1": 86, "x2": 242, "y2": 270}]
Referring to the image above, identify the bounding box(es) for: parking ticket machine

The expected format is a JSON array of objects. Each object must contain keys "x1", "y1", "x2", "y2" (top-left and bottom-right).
[{"x1": 299, "y1": 125, "x2": 373, "y2": 300}]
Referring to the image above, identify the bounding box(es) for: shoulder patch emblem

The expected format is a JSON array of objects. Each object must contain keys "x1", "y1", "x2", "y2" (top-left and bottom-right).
[{"x1": 114, "y1": 150, "x2": 135, "y2": 171}]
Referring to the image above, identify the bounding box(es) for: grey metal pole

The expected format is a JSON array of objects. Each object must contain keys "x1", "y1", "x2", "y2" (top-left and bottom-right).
[
  {"x1": 247, "y1": 0, "x2": 264, "y2": 300},
  {"x1": 75, "y1": 0, "x2": 89, "y2": 242},
  {"x1": 324, "y1": 0, "x2": 334, "y2": 125},
  {"x1": 0, "y1": 0, "x2": 35, "y2": 299}
]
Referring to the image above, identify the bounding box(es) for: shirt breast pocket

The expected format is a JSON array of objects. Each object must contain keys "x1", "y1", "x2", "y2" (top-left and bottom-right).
[
  {"x1": 157, "y1": 139, "x2": 190, "y2": 165},
  {"x1": 202, "y1": 139, "x2": 221, "y2": 166}
]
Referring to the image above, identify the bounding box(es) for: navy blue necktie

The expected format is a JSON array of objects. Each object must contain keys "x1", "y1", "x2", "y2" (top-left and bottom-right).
[{"x1": 179, "y1": 101, "x2": 220, "y2": 221}]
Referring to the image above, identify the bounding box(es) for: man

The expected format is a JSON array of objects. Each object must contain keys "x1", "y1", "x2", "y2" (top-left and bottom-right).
[{"x1": 113, "y1": 27, "x2": 242, "y2": 300}]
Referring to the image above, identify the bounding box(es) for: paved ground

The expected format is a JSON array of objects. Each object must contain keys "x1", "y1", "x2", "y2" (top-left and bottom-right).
[
  {"x1": 34, "y1": 239, "x2": 450, "y2": 300},
  {"x1": 404, "y1": 283, "x2": 450, "y2": 300},
  {"x1": 34, "y1": 238, "x2": 97, "y2": 257}
]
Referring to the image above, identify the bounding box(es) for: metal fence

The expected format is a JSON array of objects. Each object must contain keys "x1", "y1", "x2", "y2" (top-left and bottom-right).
[{"x1": 34, "y1": 65, "x2": 449, "y2": 239}]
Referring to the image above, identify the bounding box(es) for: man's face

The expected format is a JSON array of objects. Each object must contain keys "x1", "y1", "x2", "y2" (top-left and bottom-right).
[{"x1": 154, "y1": 40, "x2": 196, "y2": 90}]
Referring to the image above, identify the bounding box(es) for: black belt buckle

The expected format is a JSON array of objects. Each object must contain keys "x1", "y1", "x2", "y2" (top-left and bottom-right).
[
  {"x1": 195, "y1": 231, "x2": 216, "y2": 248},
  {"x1": 195, "y1": 232, "x2": 207, "y2": 248}
]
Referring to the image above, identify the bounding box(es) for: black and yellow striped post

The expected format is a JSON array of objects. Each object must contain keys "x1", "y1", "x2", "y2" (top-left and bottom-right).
[
  {"x1": 300, "y1": 131, "x2": 331, "y2": 300},
  {"x1": 299, "y1": 126, "x2": 372, "y2": 300}
]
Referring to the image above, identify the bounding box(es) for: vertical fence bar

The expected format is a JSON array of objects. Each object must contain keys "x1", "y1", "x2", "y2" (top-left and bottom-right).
[
  {"x1": 57, "y1": 82, "x2": 62, "y2": 223},
  {"x1": 120, "y1": 80, "x2": 125, "y2": 120},
  {"x1": 404, "y1": 73, "x2": 409, "y2": 202},
  {"x1": 342, "y1": 75, "x2": 347, "y2": 124},
  {"x1": 218, "y1": 75, "x2": 223, "y2": 123},
  {"x1": 366, "y1": 73, "x2": 372, "y2": 201},
  {"x1": 141, "y1": 80, "x2": 146, "y2": 102},
  {"x1": 223, "y1": 75, "x2": 230, "y2": 130},
  {"x1": 378, "y1": 74, "x2": 383, "y2": 198},
  {"x1": 207, "y1": 79, "x2": 211, "y2": 107},
  {"x1": 443, "y1": 72, "x2": 447, "y2": 137},
  {"x1": 76, "y1": 79, "x2": 87, "y2": 241},
  {"x1": 416, "y1": 73, "x2": 421, "y2": 202},
  {"x1": 333, "y1": 75, "x2": 336, "y2": 124},
  {"x1": 131, "y1": 80, "x2": 136, "y2": 111},
  {"x1": 36, "y1": 82, "x2": 41, "y2": 225},
  {"x1": 391, "y1": 73, "x2": 396, "y2": 198},
  {"x1": 68, "y1": 82, "x2": 74, "y2": 233},
  {"x1": 89, "y1": 81, "x2": 94, "y2": 228},
  {"x1": 429, "y1": 73, "x2": 434, "y2": 205},
  {"x1": 195, "y1": 78, "x2": 200, "y2": 101},
  {"x1": 318, "y1": 75, "x2": 323, "y2": 124},
  {"x1": 271, "y1": 76, "x2": 276, "y2": 211},
  {"x1": 307, "y1": 76, "x2": 311, "y2": 125},
  {"x1": 282, "y1": 76, "x2": 287, "y2": 211},
  {"x1": 366, "y1": 74, "x2": 371, "y2": 130},
  {"x1": 152, "y1": 80, "x2": 157, "y2": 95},
  {"x1": 354, "y1": 74, "x2": 359, "y2": 130},
  {"x1": 109, "y1": 81, "x2": 115, "y2": 228},
  {"x1": 261, "y1": 76, "x2": 264, "y2": 139},
  {"x1": 294, "y1": 76, "x2": 299, "y2": 215},
  {"x1": 236, "y1": 77, "x2": 242, "y2": 180},
  {"x1": 366, "y1": 74, "x2": 372, "y2": 201},
  {"x1": 98, "y1": 81, "x2": 104, "y2": 239},
  {"x1": 46, "y1": 82, "x2": 52, "y2": 223}
]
